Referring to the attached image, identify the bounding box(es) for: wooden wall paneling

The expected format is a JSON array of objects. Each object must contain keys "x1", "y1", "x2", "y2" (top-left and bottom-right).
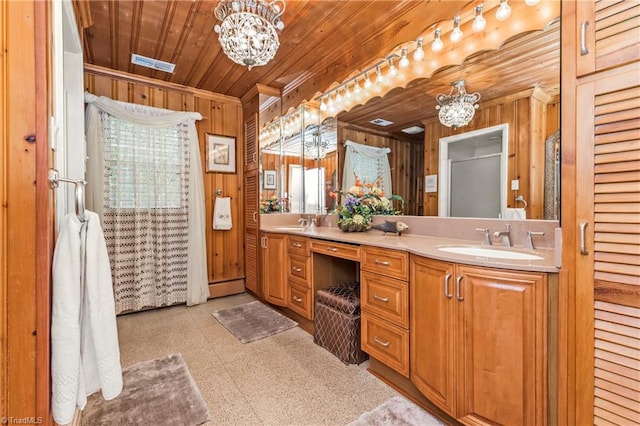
[
  {"x1": 84, "y1": 67, "x2": 244, "y2": 288},
  {"x1": 421, "y1": 90, "x2": 550, "y2": 219},
  {"x1": 2, "y1": 0, "x2": 40, "y2": 419}
]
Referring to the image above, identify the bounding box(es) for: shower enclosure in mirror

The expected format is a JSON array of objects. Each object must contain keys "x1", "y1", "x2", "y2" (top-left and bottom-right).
[{"x1": 259, "y1": 105, "x2": 338, "y2": 214}]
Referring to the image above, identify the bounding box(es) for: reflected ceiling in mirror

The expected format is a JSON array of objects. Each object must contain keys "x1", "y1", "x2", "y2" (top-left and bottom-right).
[{"x1": 261, "y1": 117, "x2": 338, "y2": 159}]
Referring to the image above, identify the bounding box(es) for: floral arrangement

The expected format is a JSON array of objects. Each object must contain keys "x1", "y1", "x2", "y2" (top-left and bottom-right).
[
  {"x1": 331, "y1": 177, "x2": 403, "y2": 232},
  {"x1": 260, "y1": 193, "x2": 287, "y2": 213}
]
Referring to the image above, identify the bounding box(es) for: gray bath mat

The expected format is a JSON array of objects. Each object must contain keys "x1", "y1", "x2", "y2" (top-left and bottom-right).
[
  {"x1": 348, "y1": 396, "x2": 444, "y2": 426},
  {"x1": 212, "y1": 300, "x2": 298, "y2": 343},
  {"x1": 81, "y1": 353, "x2": 209, "y2": 426}
]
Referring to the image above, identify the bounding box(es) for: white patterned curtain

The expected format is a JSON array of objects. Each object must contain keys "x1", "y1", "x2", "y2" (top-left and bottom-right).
[
  {"x1": 342, "y1": 140, "x2": 392, "y2": 195},
  {"x1": 84, "y1": 93, "x2": 208, "y2": 314}
]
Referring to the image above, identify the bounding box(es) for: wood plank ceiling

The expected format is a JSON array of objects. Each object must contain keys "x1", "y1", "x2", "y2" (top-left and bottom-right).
[{"x1": 77, "y1": 1, "x2": 559, "y2": 141}]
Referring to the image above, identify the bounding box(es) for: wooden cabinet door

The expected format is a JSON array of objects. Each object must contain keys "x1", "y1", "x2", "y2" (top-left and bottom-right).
[
  {"x1": 576, "y1": 1, "x2": 640, "y2": 77},
  {"x1": 410, "y1": 256, "x2": 456, "y2": 417},
  {"x1": 456, "y1": 265, "x2": 547, "y2": 426},
  {"x1": 261, "y1": 233, "x2": 287, "y2": 306},
  {"x1": 575, "y1": 62, "x2": 640, "y2": 425}
]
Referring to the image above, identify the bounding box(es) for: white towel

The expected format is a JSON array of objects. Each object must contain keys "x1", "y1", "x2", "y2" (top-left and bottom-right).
[
  {"x1": 52, "y1": 212, "x2": 123, "y2": 424},
  {"x1": 505, "y1": 208, "x2": 526, "y2": 220},
  {"x1": 213, "y1": 197, "x2": 232, "y2": 230}
]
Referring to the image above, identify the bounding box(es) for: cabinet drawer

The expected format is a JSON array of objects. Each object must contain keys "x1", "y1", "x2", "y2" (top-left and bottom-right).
[
  {"x1": 361, "y1": 314, "x2": 409, "y2": 377},
  {"x1": 288, "y1": 281, "x2": 312, "y2": 319},
  {"x1": 361, "y1": 246, "x2": 408, "y2": 281},
  {"x1": 361, "y1": 271, "x2": 408, "y2": 329},
  {"x1": 287, "y1": 254, "x2": 310, "y2": 285},
  {"x1": 311, "y1": 240, "x2": 360, "y2": 261},
  {"x1": 288, "y1": 236, "x2": 310, "y2": 256}
]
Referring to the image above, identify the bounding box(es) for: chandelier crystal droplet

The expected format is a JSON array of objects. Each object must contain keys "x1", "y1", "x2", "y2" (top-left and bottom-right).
[
  {"x1": 214, "y1": 0, "x2": 286, "y2": 70},
  {"x1": 435, "y1": 80, "x2": 481, "y2": 129}
]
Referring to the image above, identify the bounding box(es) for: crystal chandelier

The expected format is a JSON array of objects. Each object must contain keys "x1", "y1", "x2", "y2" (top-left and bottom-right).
[
  {"x1": 214, "y1": 0, "x2": 286, "y2": 70},
  {"x1": 435, "y1": 80, "x2": 481, "y2": 129}
]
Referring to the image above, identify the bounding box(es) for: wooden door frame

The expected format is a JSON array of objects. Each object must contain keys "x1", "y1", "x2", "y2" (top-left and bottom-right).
[{"x1": 1, "y1": 0, "x2": 52, "y2": 423}]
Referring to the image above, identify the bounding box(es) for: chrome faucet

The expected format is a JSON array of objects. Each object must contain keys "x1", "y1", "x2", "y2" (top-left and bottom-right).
[
  {"x1": 475, "y1": 228, "x2": 491, "y2": 245},
  {"x1": 297, "y1": 217, "x2": 308, "y2": 229},
  {"x1": 525, "y1": 231, "x2": 545, "y2": 249},
  {"x1": 493, "y1": 224, "x2": 512, "y2": 247}
]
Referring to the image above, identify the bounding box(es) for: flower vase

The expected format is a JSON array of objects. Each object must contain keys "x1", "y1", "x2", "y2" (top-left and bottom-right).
[{"x1": 337, "y1": 221, "x2": 371, "y2": 232}]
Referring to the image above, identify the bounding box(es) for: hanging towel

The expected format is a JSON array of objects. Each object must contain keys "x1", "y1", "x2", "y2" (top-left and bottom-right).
[
  {"x1": 505, "y1": 208, "x2": 527, "y2": 220},
  {"x1": 213, "y1": 197, "x2": 232, "y2": 230},
  {"x1": 52, "y1": 211, "x2": 123, "y2": 425}
]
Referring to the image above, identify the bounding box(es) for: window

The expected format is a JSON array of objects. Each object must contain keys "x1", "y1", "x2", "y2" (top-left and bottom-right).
[{"x1": 103, "y1": 116, "x2": 188, "y2": 209}]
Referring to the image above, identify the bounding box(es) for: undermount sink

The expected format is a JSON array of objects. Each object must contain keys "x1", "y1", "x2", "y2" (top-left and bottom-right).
[
  {"x1": 274, "y1": 226, "x2": 307, "y2": 231},
  {"x1": 438, "y1": 245, "x2": 544, "y2": 260}
]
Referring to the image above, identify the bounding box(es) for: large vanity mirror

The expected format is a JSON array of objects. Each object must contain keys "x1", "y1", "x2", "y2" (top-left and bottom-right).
[
  {"x1": 259, "y1": 105, "x2": 338, "y2": 215},
  {"x1": 336, "y1": 20, "x2": 560, "y2": 221},
  {"x1": 258, "y1": 19, "x2": 560, "y2": 221}
]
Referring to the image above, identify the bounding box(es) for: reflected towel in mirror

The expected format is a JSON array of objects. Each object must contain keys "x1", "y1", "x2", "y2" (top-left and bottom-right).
[
  {"x1": 213, "y1": 197, "x2": 232, "y2": 230},
  {"x1": 505, "y1": 208, "x2": 526, "y2": 220}
]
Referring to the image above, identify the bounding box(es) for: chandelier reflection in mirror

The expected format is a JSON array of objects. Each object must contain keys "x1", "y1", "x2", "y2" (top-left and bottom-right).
[
  {"x1": 214, "y1": 0, "x2": 286, "y2": 70},
  {"x1": 304, "y1": 134, "x2": 330, "y2": 160},
  {"x1": 435, "y1": 80, "x2": 481, "y2": 129}
]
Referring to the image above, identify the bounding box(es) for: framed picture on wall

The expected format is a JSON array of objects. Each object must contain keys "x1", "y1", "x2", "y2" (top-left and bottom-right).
[
  {"x1": 206, "y1": 134, "x2": 236, "y2": 173},
  {"x1": 263, "y1": 170, "x2": 277, "y2": 189}
]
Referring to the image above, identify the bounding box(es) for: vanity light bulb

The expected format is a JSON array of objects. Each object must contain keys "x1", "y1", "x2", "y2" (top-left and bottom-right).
[
  {"x1": 413, "y1": 39, "x2": 425, "y2": 61},
  {"x1": 319, "y1": 99, "x2": 327, "y2": 111},
  {"x1": 472, "y1": 5, "x2": 486, "y2": 32},
  {"x1": 496, "y1": 0, "x2": 511, "y2": 21},
  {"x1": 376, "y1": 66, "x2": 385, "y2": 84},
  {"x1": 364, "y1": 73, "x2": 372, "y2": 88},
  {"x1": 345, "y1": 85, "x2": 352, "y2": 99},
  {"x1": 524, "y1": 0, "x2": 539, "y2": 5},
  {"x1": 327, "y1": 100, "x2": 335, "y2": 113},
  {"x1": 335, "y1": 90, "x2": 343, "y2": 103},
  {"x1": 399, "y1": 48, "x2": 410, "y2": 68},
  {"x1": 450, "y1": 17, "x2": 463, "y2": 43},
  {"x1": 431, "y1": 30, "x2": 443, "y2": 53},
  {"x1": 388, "y1": 59, "x2": 398, "y2": 77},
  {"x1": 353, "y1": 79, "x2": 361, "y2": 94}
]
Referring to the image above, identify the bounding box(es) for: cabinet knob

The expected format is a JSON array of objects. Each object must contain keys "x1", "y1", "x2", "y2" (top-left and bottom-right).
[
  {"x1": 326, "y1": 247, "x2": 338, "y2": 252},
  {"x1": 374, "y1": 259, "x2": 391, "y2": 266},
  {"x1": 292, "y1": 266, "x2": 302, "y2": 273},
  {"x1": 292, "y1": 295, "x2": 303, "y2": 303}
]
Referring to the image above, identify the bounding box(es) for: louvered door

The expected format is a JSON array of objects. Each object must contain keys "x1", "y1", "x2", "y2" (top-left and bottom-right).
[
  {"x1": 244, "y1": 171, "x2": 260, "y2": 295},
  {"x1": 576, "y1": 1, "x2": 640, "y2": 77},
  {"x1": 576, "y1": 61, "x2": 640, "y2": 425},
  {"x1": 244, "y1": 114, "x2": 258, "y2": 172}
]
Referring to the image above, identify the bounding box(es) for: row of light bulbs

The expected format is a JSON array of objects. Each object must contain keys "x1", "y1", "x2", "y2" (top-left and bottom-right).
[
  {"x1": 314, "y1": 0, "x2": 541, "y2": 115},
  {"x1": 259, "y1": 106, "x2": 319, "y2": 143}
]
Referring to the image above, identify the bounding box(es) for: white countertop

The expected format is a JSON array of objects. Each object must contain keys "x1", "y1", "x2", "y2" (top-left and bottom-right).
[{"x1": 261, "y1": 225, "x2": 560, "y2": 273}]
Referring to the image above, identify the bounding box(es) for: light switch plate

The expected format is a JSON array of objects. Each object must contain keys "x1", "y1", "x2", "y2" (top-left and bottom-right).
[{"x1": 511, "y1": 179, "x2": 519, "y2": 190}]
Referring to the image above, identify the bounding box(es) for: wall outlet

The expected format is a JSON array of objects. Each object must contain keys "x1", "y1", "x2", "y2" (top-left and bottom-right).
[{"x1": 511, "y1": 179, "x2": 519, "y2": 190}]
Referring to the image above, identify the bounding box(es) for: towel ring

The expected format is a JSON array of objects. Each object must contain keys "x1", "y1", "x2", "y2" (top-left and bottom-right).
[{"x1": 515, "y1": 195, "x2": 528, "y2": 209}]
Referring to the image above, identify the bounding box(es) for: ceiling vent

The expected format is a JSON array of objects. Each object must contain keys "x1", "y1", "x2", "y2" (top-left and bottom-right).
[
  {"x1": 370, "y1": 118, "x2": 394, "y2": 126},
  {"x1": 131, "y1": 53, "x2": 176, "y2": 73},
  {"x1": 401, "y1": 125, "x2": 425, "y2": 134}
]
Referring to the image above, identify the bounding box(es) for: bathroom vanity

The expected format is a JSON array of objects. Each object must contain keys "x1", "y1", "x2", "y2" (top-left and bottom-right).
[{"x1": 258, "y1": 217, "x2": 559, "y2": 426}]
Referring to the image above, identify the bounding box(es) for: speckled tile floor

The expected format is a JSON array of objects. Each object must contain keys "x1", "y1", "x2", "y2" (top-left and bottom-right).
[{"x1": 116, "y1": 293, "x2": 399, "y2": 425}]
